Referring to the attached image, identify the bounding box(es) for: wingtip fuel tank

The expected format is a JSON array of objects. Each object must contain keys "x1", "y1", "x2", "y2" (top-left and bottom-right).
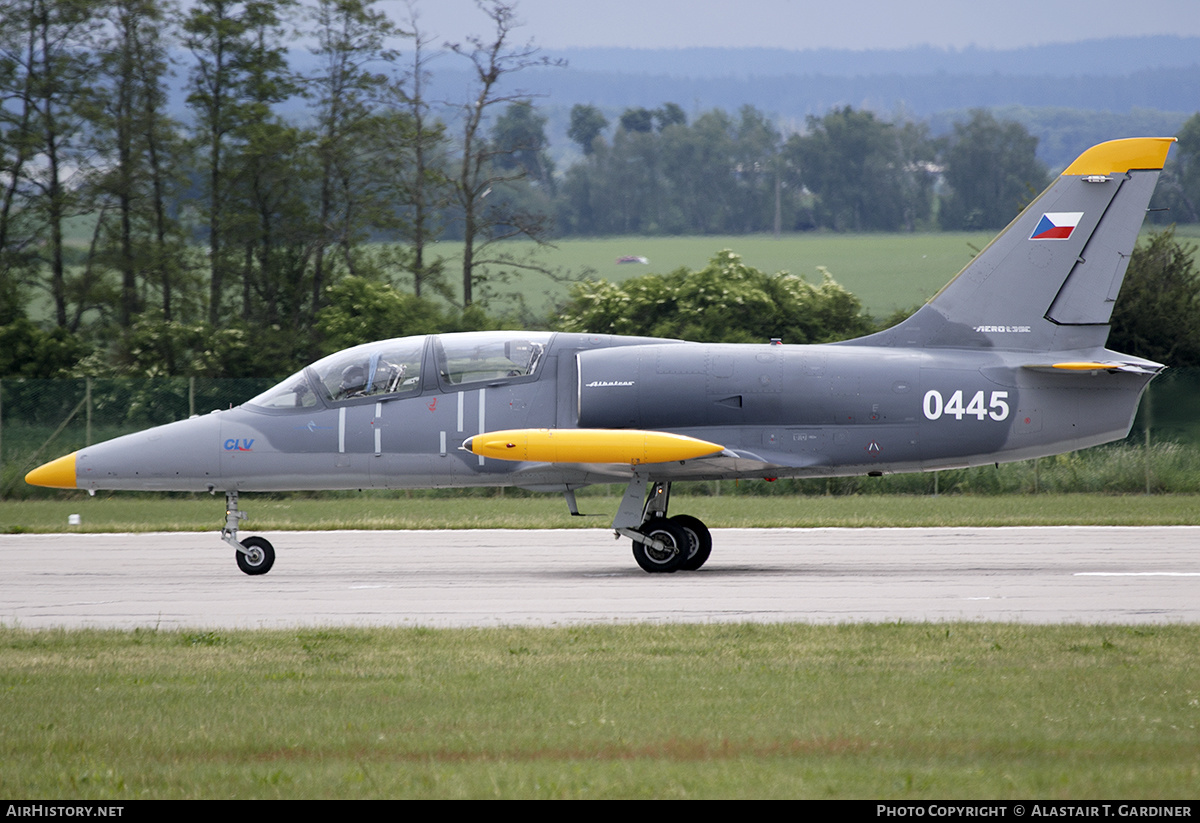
[{"x1": 462, "y1": 428, "x2": 726, "y2": 465}]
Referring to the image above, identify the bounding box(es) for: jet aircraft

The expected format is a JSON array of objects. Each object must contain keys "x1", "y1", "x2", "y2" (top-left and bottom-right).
[{"x1": 26, "y1": 137, "x2": 1174, "y2": 574}]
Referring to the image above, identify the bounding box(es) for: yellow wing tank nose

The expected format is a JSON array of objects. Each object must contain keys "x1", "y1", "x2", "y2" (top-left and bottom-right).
[
  {"x1": 25, "y1": 452, "x2": 79, "y2": 489},
  {"x1": 462, "y1": 428, "x2": 725, "y2": 465}
]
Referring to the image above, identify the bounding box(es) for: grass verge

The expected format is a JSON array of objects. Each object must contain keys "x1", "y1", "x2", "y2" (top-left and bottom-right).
[
  {"x1": 1, "y1": 623, "x2": 1196, "y2": 799},
  {"x1": 4, "y1": 492, "x2": 1200, "y2": 534}
]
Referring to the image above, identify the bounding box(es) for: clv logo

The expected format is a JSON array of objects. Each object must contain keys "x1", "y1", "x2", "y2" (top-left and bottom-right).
[{"x1": 223, "y1": 438, "x2": 255, "y2": 451}]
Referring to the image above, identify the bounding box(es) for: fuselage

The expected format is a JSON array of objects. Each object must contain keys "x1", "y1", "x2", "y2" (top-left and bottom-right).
[{"x1": 41, "y1": 329, "x2": 1156, "y2": 494}]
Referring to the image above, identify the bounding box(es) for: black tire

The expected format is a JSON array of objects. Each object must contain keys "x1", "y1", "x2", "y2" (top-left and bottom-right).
[
  {"x1": 631, "y1": 520, "x2": 688, "y2": 573},
  {"x1": 236, "y1": 536, "x2": 275, "y2": 576},
  {"x1": 670, "y1": 514, "x2": 712, "y2": 571}
]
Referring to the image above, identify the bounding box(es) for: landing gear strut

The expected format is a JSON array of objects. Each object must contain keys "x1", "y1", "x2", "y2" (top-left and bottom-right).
[
  {"x1": 613, "y1": 475, "x2": 713, "y2": 573},
  {"x1": 220, "y1": 491, "x2": 275, "y2": 576}
]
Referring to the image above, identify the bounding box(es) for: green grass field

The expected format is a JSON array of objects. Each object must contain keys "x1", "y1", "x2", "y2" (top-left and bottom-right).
[
  {"x1": 32, "y1": 226, "x2": 1200, "y2": 325},
  {"x1": 429, "y1": 232, "x2": 995, "y2": 319},
  {"x1": 431, "y1": 225, "x2": 1200, "y2": 321},
  {"x1": 24, "y1": 230, "x2": 994, "y2": 328},
  {"x1": 2, "y1": 623, "x2": 1197, "y2": 798}
]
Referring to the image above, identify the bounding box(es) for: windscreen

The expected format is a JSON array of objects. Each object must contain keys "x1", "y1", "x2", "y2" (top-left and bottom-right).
[{"x1": 247, "y1": 336, "x2": 427, "y2": 409}]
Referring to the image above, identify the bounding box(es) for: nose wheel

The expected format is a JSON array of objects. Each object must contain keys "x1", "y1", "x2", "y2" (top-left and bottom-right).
[
  {"x1": 235, "y1": 535, "x2": 276, "y2": 575},
  {"x1": 221, "y1": 491, "x2": 277, "y2": 575}
]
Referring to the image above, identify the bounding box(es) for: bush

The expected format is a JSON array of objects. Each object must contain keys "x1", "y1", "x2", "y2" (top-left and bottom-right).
[{"x1": 557, "y1": 250, "x2": 875, "y2": 344}]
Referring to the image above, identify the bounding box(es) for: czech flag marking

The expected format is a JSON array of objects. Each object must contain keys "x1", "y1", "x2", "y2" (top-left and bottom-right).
[{"x1": 1030, "y1": 211, "x2": 1083, "y2": 240}]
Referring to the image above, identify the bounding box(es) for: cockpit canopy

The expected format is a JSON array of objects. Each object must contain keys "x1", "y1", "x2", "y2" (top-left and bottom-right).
[{"x1": 248, "y1": 331, "x2": 552, "y2": 411}]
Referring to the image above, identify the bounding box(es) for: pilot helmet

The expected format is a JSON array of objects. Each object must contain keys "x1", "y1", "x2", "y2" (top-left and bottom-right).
[{"x1": 340, "y1": 363, "x2": 367, "y2": 392}]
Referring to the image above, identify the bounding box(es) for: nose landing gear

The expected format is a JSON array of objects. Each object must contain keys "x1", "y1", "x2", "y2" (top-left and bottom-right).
[{"x1": 220, "y1": 491, "x2": 276, "y2": 575}]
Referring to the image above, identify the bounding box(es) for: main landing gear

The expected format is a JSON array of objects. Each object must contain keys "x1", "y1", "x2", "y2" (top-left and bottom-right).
[
  {"x1": 220, "y1": 490, "x2": 276, "y2": 575},
  {"x1": 612, "y1": 476, "x2": 713, "y2": 574}
]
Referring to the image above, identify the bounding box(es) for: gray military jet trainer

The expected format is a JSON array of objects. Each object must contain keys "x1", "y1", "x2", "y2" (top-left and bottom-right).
[{"x1": 27, "y1": 137, "x2": 1174, "y2": 574}]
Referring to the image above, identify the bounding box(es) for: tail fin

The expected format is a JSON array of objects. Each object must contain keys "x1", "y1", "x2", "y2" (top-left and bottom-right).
[{"x1": 864, "y1": 137, "x2": 1174, "y2": 353}]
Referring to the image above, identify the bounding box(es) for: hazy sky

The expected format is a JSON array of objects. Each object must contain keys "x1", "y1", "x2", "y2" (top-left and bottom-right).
[{"x1": 388, "y1": 0, "x2": 1200, "y2": 51}]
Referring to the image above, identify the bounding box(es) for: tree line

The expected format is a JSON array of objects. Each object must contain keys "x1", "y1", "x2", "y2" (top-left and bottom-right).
[
  {"x1": 1, "y1": 0, "x2": 556, "y2": 378},
  {"x1": 557, "y1": 104, "x2": 1200, "y2": 235},
  {"x1": 2, "y1": 0, "x2": 1199, "y2": 382}
]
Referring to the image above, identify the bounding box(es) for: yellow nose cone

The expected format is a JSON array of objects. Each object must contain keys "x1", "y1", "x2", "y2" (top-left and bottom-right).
[{"x1": 25, "y1": 452, "x2": 78, "y2": 489}]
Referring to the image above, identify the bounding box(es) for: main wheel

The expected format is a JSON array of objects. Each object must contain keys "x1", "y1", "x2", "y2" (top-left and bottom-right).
[
  {"x1": 236, "y1": 536, "x2": 275, "y2": 575},
  {"x1": 670, "y1": 514, "x2": 713, "y2": 571},
  {"x1": 631, "y1": 520, "x2": 689, "y2": 573}
]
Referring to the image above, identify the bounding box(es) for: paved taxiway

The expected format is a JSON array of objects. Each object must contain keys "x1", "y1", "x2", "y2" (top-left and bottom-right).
[{"x1": 3, "y1": 527, "x2": 1199, "y2": 629}]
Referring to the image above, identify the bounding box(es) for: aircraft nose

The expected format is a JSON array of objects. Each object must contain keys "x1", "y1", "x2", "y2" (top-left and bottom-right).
[{"x1": 25, "y1": 452, "x2": 78, "y2": 489}]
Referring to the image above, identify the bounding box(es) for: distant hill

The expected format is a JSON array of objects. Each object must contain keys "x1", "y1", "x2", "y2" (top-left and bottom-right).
[
  {"x1": 504, "y1": 37, "x2": 1200, "y2": 118},
  {"x1": 485, "y1": 37, "x2": 1200, "y2": 170},
  {"x1": 182, "y1": 36, "x2": 1200, "y2": 170},
  {"x1": 536, "y1": 36, "x2": 1200, "y2": 78}
]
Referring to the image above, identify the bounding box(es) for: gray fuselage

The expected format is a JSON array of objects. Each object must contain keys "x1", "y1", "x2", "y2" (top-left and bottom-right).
[{"x1": 69, "y1": 331, "x2": 1154, "y2": 493}]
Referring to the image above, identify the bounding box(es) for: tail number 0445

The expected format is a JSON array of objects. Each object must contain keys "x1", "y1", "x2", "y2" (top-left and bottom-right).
[{"x1": 923, "y1": 390, "x2": 1009, "y2": 421}]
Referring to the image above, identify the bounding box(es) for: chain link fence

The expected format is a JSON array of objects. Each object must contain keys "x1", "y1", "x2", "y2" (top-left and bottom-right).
[
  {"x1": 3, "y1": 370, "x2": 1200, "y2": 499},
  {"x1": 1, "y1": 377, "x2": 274, "y2": 498}
]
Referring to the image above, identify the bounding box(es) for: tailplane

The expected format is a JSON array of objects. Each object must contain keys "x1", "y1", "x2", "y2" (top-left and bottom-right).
[{"x1": 861, "y1": 137, "x2": 1174, "y2": 353}]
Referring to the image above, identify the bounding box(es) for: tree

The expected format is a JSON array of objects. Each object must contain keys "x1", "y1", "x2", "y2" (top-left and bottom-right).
[
  {"x1": 91, "y1": 0, "x2": 181, "y2": 331},
  {"x1": 378, "y1": 4, "x2": 451, "y2": 299},
  {"x1": 490, "y1": 100, "x2": 553, "y2": 190},
  {"x1": 183, "y1": 0, "x2": 242, "y2": 326},
  {"x1": 567, "y1": 103, "x2": 606, "y2": 155},
  {"x1": 893, "y1": 119, "x2": 937, "y2": 232},
  {"x1": 182, "y1": 0, "x2": 298, "y2": 326},
  {"x1": 784, "y1": 106, "x2": 918, "y2": 232},
  {"x1": 657, "y1": 108, "x2": 736, "y2": 233},
  {"x1": 447, "y1": 0, "x2": 561, "y2": 307},
  {"x1": 939, "y1": 109, "x2": 1048, "y2": 231},
  {"x1": 1174, "y1": 113, "x2": 1200, "y2": 222},
  {"x1": 558, "y1": 249, "x2": 875, "y2": 344},
  {"x1": 559, "y1": 104, "x2": 789, "y2": 236},
  {"x1": 230, "y1": 118, "x2": 313, "y2": 331},
  {"x1": 731, "y1": 106, "x2": 783, "y2": 235},
  {"x1": 1152, "y1": 112, "x2": 1200, "y2": 223},
  {"x1": 1108, "y1": 228, "x2": 1200, "y2": 366},
  {"x1": 2, "y1": 0, "x2": 100, "y2": 329},
  {"x1": 307, "y1": 0, "x2": 401, "y2": 312},
  {"x1": 315, "y1": 276, "x2": 447, "y2": 352},
  {"x1": 0, "y1": 316, "x2": 88, "y2": 377},
  {"x1": 225, "y1": 0, "x2": 311, "y2": 340},
  {"x1": 618, "y1": 107, "x2": 654, "y2": 134},
  {"x1": 653, "y1": 102, "x2": 686, "y2": 132},
  {"x1": 0, "y1": 0, "x2": 42, "y2": 320}
]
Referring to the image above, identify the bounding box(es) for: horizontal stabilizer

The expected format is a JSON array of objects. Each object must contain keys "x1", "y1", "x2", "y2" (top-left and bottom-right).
[{"x1": 462, "y1": 428, "x2": 726, "y2": 465}]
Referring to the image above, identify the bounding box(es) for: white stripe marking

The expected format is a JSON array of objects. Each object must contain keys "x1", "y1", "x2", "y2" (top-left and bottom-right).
[
  {"x1": 478, "y1": 388, "x2": 486, "y2": 465},
  {"x1": 338, "y1": 407, "x2": 346, "y2": 453},
  {"x1": 457, "y1": 392, "x2": 464, "y2": 432},
  {"x1": 374, "y1": 402, "x2": 382, "y2": 455},
  {"x1": 1075, "y1": 572, "x2": 1200, "y2": 577}
]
